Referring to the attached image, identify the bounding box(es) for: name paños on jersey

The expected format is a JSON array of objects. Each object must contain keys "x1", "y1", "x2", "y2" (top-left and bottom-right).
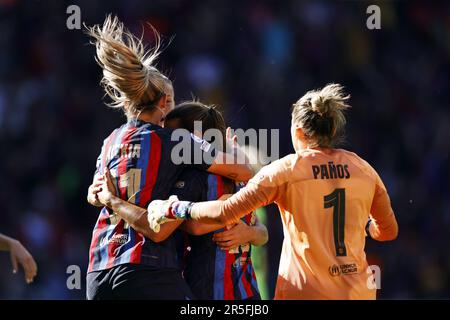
[{"x1": 312, "y1": 162, "x2": 350, "y2": 180}]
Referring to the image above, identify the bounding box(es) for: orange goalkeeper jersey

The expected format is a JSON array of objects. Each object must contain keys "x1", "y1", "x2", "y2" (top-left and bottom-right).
[{"x1": 218, "y1": 148, "x2": 398, "y2": 300}]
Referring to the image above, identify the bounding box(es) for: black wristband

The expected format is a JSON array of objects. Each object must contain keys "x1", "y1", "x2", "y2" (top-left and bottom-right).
[
  {"x1": 185, "y1": 202, "x2": 194, "y2": 219},
  {"x1": 365, "y1": 220, "x2": 372, "y2": 237}
]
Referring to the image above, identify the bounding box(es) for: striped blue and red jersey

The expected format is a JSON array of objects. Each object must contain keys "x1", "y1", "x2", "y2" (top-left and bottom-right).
[
  {"x1": 172, "y1": 170, "x2": 260, "y2": 300},
  {"x1": 88, "y1": 119, "x2": 216, "y2": 273}
]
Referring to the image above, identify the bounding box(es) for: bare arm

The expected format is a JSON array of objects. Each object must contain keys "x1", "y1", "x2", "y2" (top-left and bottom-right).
[
  {"x1": 182, "y1": 220, "x2": 225, "y2": 235},
  {"x1": 207, "y1": 128, "x2": 253, "y2": 182},
  {"x1": 183, "y1": 219, "x2": 268, "y2": 245},
  {"x1": 107, "y1": 195, "x2": 183, "y2": 242},
  {"x1": 183, "y1": 214, "x2": 268, "y2": 252},
  {"x1": 0, "y1": 233, "x2": 14, "y2": 251},
  {"x1": 0, "y1": 233, "x2": 38, "y2": 283},
  {"x1": 95, "y1": 173, "x2": 183, "y2": 242},
  {"x1": 207, "y1": 148, "x2": 253, "y2": 182}
]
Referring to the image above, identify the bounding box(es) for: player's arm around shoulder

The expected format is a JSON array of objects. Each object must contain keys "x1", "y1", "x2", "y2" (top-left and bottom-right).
[
  {"x1": 244, "y1": 153, "x2": 298, "y2": 199},
  {"x1": 200, "y1": 155, "x2": 296, "y2": 226},
  {"x1": 149, "y1": 156, "x2": 296, "y2": 229}
]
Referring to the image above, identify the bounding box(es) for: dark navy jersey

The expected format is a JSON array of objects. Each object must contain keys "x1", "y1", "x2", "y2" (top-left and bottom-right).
[
  {"x1": 88, "y1": 119, "x2": 216, "y2": 273},
  {"x1": 170, "y1": 170, "x2": 260, "y2": 300}
]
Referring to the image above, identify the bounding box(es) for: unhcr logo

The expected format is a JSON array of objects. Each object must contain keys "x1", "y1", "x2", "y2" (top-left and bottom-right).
[
  {"x1": 328, "y1": 263, "x2": 358, "y2": 276},
  {"x1": 329, "y1": 264, "x2": 341, "y2": 277}
]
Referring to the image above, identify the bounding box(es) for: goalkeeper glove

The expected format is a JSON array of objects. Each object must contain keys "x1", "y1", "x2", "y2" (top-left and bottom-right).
[{"x1": 147, "y1": 196, "x2": 194, "y2": 232}]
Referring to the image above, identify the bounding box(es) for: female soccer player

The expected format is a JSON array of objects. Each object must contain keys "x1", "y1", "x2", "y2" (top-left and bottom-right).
[
  {"x1": 85, "y1": 15, "x2": 252, "y2": 300},
  {"x1": 165, "y1": 103, "x2": 265, "y2": 300},
  {"x1": 148, "y1": 83, "x2": 399, "y2": 300},
  {"x1": 93, "y1": 101, "x2": 267, "y2": 300}
]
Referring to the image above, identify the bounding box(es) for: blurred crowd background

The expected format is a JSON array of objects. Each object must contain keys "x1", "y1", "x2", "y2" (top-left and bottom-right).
[{"x1": 0, "y1": 0, "x2": 449, "y2": 299}]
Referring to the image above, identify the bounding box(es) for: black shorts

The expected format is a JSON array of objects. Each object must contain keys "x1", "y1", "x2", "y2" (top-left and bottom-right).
[{"x1": 86, "y1": 264, "x2": 194, "y2": 300}]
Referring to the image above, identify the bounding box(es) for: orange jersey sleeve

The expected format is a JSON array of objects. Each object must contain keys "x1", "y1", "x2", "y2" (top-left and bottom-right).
[
  {"x1": 215, "y1": 155, "x2": 292, "y2": 225},
  {"x1": 368, "y1": 173, "x2": 398, "y2": 241}
]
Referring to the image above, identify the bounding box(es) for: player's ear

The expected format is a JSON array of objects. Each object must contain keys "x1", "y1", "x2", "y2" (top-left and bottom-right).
[
  {"x1": 157, "y1": 94, "x2": 168, "y2": 110},
  {"x1": 295, "y1": 126, "x2": 306, "y2": 141},
  {"x1": 160, "y1": 85, "x2": 175, "y2": 113}
]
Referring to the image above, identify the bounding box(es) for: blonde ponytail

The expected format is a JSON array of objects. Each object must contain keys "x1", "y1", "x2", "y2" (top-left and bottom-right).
[
  {"x1": 86, "y1": 14, "x2": 172, "y2": 118},
  {"x1": 292, "y1": 83, "x2": 351, "y2": 148},
  {"x1": 310, "y1": 83, "x2": 350, "y2": 116}
]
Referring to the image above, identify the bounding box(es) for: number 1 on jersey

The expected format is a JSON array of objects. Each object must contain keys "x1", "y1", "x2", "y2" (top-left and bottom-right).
[{"x1": 324, "y1": 188, "x2": 347, "y2": 256}]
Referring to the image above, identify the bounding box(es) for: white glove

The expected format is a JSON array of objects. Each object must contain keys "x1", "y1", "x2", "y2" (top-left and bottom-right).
[{"x1": 147, "y1": 195, "x2": 180, "y2": 233}]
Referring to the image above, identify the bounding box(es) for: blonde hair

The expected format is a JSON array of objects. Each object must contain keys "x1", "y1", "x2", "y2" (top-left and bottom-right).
[
  {"x1": 86, "y1": 14, "x2": 172, "y2": 118},
  {"x1": 292, "y1": 83, "x2": 351, "y2": 148}
]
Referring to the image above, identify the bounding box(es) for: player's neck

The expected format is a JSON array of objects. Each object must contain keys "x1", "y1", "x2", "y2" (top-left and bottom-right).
[
  {"x1": 136, "y1": 110, "x2": 163, "y2": 126},
  {"x1": 295, "y1": 140, "x2": 328, "y2": 153},
  {"x1": 294, "y1": 139, "x2": 309, "y2": 153}
]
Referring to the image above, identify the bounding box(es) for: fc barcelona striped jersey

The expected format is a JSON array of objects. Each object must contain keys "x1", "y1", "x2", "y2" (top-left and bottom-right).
[
  {"x1": 171, "y1": 170, "x2": 260, "y2": 300},
  {"x1": 88, "y1": 119, "x2": 216, "y2": 273}
]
